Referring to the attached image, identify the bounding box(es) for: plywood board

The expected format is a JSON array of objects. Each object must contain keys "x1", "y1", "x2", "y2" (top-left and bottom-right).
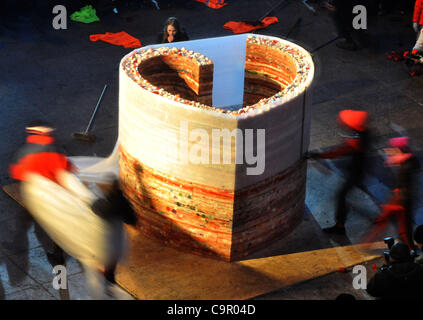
[
  {"x1": 2, "y1": 183, "x2": 24, "y2": 207},
  {"x1": 115, "y1": 226, "x2": 383, "y2": 300}
]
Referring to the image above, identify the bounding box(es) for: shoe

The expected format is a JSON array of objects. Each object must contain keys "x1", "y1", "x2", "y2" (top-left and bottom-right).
[
  {"x1": 103, "y1": 271, "x2": 116, "y2": 285},
  {"x1": 46, "y1": 252, "x2": 65, "y2": 266},
  {"x1": 322, "y1": 225, "x2": 346, "y2": 235},
  {"x1": 335, "y1": 39, "x2": 358, "y2": 51}
]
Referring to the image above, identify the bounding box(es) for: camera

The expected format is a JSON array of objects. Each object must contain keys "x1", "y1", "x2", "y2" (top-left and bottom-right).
[
  {"x1": 383, "y1": 237, "x2": 395, "y2": 265},
  {"x1": 383, "y1": 236, "x2": 418, "y2": 266}
]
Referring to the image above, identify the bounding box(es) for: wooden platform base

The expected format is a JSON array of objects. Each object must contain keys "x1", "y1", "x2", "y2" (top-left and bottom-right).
[
  {"x1": 115, "y1": 226, "x2": 382, "y2": 300},
  {"x1": 2, "y1": 183, "x2": 383, "y2": 300},
  {"x1": 2, "y1": 183, "x2": 24, "y2": 207}
]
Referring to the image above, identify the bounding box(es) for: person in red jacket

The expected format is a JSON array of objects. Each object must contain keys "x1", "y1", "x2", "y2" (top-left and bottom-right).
[
  {"x1": 10, "y1": 120, "x2": 137, "y2": 297},
  {"x1": 413, "y1": 0, "x2": 423, "y2": 36},
  {"x1": 10, "y1": 122, "x2": 74, "y2": 183},
  {"x1": 308, "y1": 110, "x2": 370, "y2": 234},
  {"x1": 9, "y1": 120, "x2": 74, "y2": 266}
]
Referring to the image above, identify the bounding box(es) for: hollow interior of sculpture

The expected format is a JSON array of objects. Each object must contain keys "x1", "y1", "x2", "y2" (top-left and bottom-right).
[
  {"x1": 243, "y1": 42, "x2": 298, "y2": 107},
  {"x1": 137, "y1": 54, "x2": 213, "y2": 106},
  {"x1": 136, "y1": 43, "x2": 298, "y2": 110}
]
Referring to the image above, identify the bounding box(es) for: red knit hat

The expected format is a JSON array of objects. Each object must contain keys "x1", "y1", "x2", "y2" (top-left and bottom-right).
[
  {"x1": 338, "y1": 110, "x2": 368, "y2": 132},
  {"x1": 389, "y1": 137, "x2": 409, "y2": 149}
]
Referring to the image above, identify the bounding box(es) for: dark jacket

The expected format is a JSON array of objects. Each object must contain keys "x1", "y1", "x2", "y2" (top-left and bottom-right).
[
  {"x1": 367, "y1": 261, "x2": 423, "y2": 300},
  {"x1": 156, "y1": 30, "x2": 189, "y2": 44},
  {"x1": 91, "y1": 185, "x2": 137, "y2": 226},
  {"x1": 314, "y1": 130, "x2": 370, "y2": 181}
]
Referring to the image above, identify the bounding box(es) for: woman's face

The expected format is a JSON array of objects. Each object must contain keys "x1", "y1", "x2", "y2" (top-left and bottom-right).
[{"x1": 167, "y1": 25, "x2": 177, "y2": 37}]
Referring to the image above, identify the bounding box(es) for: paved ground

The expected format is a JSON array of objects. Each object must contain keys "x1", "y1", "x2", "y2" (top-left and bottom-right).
[{"x1": 0, "y1": 0, "x2": 422, "y2": 300}]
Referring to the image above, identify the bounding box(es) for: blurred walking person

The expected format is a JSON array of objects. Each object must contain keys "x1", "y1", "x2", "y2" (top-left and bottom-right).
[
  {"x1": 10, "y1": 120, "x2": 136, "y2": 299},
  {"x1": 86, "y1": 176, "x2": 137, "y2": 298},
  {"x1": 364, "y1": 137, "x2": 420, "y2": 249},
  {"x1": 413, "y1": 0, "x2": 423, "y2": 37},
  {"x1": 308, "y1": 110, "x2": 370, "y2": 235},
  {"x1": 414, "y1": 225, "x2": 423, "y2": 264},
  {"x1": 9, "y1": 120, "x2": 74, "y2": 266},
  {"x1": 322, "y1": 0, "x2": 360, "y2": 50}
]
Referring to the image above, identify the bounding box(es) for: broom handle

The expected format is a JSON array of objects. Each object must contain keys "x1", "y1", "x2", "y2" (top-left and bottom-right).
[
  {"x1": 285, "y1": 17, "x2": 302, "y2": 38},
  {"x1": 301, "y1": 0, "x2": 316, "y2": 14},
  {"x1": 311, "y1": 35, "x2": 340, "y2": 54},
  {"x1": 259, "y1": 0, "x2": 289, "y2": 21},
  {"x1": 85, "y1": 84, "x2": 108, "y2": 133}
]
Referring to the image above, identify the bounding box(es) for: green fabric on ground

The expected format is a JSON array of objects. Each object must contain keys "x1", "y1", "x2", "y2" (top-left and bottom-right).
[{"x1": 71, "y1": 5, "x2": 100, "y2": 24}]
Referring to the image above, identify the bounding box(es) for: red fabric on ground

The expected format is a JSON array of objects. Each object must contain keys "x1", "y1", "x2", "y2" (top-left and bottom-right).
[
  {"x1": 89, "y1": 32, "x2": 141, "y2": 48},
  {"x1": 223, "y1": 17, "x2": 278, "y2": 34},
  {"x1": 194, "y1": 0, "x2": 227, "y2": 9},
  {"x1": 414, "y1": 0, "x2": 423, "y2": 25}
]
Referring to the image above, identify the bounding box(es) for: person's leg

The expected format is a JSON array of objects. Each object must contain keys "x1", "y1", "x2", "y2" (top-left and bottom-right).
[
  {"x1": 103, "y1": 262, "x2": 117, "y2": 284},
  {"x1": 363, "y1": 203, "x2": 395, "y2": 243},
  {"x1": 47, "y1": 243, "x2": 65, "y2": 266},
  {"x1": 400, "y1": 201, "x2": 415, "y2": 249},
  {"x1": 102, "y1": 259, "x2": 120, "y2": 298},
  {"x1": 83, "y1": 265, "x2": 106, "y2": 299},
  {"x1": 364, "y1": 217, "x2": 389, "y2": 243},
  {"x1": 333, "y1": 1, "x2": 358, "y2": 50},
  {"x1": 33, "y1": 221, "x2": 65, "y2": 266},
  {"x1": 332, "y1": 8, "x2": 351, "y2": 41},
  {"x1": 323, "y1": 180, "x2": 354, "y2": 234},
  {"x1": 398, "y1": 212, "x2": 414, "y2": 249},
  {"x1": 335, "y1": 179, "x2": 356, "y2": 226}
]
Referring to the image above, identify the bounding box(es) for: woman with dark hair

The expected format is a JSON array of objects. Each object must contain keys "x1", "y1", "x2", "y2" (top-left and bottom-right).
[{"x1": 157, "y1": 17, "x2": 189, "y2": 43}]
